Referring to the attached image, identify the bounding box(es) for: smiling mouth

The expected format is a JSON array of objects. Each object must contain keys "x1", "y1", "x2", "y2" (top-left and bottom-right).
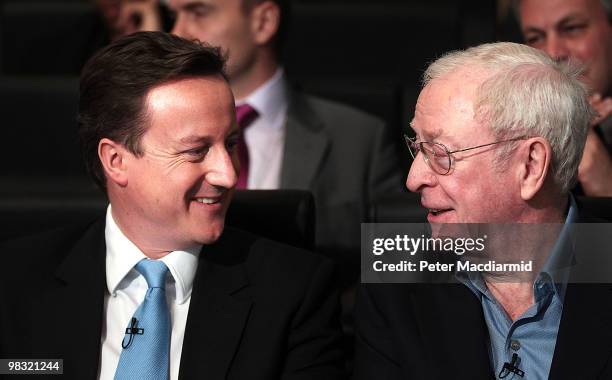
[
  {"x1": 194, "y1": 197, "x2": 221, "y2": 205},
  {"x1": 429, "y1": 209, "x2": 452, "y2": 216}
]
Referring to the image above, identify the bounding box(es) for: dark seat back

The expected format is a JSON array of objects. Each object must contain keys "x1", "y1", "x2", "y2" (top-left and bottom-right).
[
  {"x1": 0, "y1": 187, "x2": 316, "y2": 249},
  {"x1": 369, "y1": 192, "x2": 426, "y2": 223},
  {"x1": 0, "y1": 76, "x2": 85, "y2": 177},
  {"x1": 227, "y1": 190, "x2": 315, "y2": 250},
  {"x1": 0, "y1": 2, "x2": 103, "y2": 75},
  {"x1": 576, "y1": 196, "x2": 612, "y2": 222}
]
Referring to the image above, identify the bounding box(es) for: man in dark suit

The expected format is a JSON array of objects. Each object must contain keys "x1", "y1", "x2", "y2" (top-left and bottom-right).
[
  {"x1": 169, "y1": 0, "x2": 404, "y2": 260},
  {"x1": 353, "y1": 42, "x2": 608, "y2": 379},
  {"x1": 0, "y1": 31, "x2": 344, "y2": 379}
]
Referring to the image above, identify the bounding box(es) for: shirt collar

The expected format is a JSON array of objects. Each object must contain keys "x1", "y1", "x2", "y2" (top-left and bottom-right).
[
  {"x1": 236, "y1": 67, "x2": 288, "y2": 130},
  {"x1": 457, "y1": 195, "x2": 578, "y2": 302},
  {"x1": 104, "y1": 205, "x2": 201, "y2": 304},
  {"x1": 537, "y1": 194, "x2": 578, "y2": 300}
]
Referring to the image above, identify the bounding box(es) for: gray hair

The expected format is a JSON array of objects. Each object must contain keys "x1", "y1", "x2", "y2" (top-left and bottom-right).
[{"x1": 423, "y1": 42, "x2": 594, "y2": 194}]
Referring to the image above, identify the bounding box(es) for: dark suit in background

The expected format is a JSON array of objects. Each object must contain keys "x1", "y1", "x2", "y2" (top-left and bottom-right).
[
  {"x1": 281, "y1": 90, "x2": 403, "y2": 262},
  {"x1": 169, "y1": 0, "x2": 405, "y2": 275}
]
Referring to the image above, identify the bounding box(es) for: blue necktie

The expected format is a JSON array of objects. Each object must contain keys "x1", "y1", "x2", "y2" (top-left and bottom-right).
[{"x1": 114, "y1": 259, "x2": 170, "y2": 380}]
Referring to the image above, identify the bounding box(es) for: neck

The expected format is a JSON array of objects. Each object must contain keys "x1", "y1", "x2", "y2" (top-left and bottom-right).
[
  {"x1": 481, "y1": 196, "x2": 568, "y2": 321},
  {"x1": 108, "y1": 195, "x2": 178, "y2": 260},
  {"x1": 231, "y1": 50, "x2": 279, "y2": 100},
  {"x1": 485, "y1": 281, "x2": 534, "y2": 321},
  {"x1": 520, "y1": 188, "x2": 568, "y2": 223}
]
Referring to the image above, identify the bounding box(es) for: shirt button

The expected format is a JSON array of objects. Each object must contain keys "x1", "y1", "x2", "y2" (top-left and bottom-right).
[
  {"x1": 510, "y1": 340, "x2": 521, "y2": 351},
  {"x1": 112, "y1": 292, "x2": 117, "y2": 297}
]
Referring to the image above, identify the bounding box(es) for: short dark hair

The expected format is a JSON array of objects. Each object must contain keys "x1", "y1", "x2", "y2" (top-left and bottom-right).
[{"x1": 78, "y1": 31, "x2": 227, "y2": 191}]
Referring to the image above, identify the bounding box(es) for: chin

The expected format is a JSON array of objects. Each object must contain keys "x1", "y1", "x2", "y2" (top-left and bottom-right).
[{"x1": 195, "y1": 223, "x2": 225, "y2": 245}]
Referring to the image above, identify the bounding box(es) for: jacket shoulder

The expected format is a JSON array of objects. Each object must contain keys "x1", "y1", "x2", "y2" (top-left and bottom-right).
[
  {"x1": 296, "y1": 91, "x2": 385, "y2": 132},
  {"x1": 216, "y1": 226, "x2": 335, "y2": 287},
  {"x1": 0, "y1": 220, "x2": 102, "y2": 281}
]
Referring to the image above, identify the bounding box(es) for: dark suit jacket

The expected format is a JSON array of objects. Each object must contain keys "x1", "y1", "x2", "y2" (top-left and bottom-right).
[
  {"x1": 353, "y1": 214, "x2": 612, "y2": 380},
  {"x1": 0, "y1": 220, "x2": 346, "y2": 380},
  {"x1": 354, "y1": 283, "x2": 612, "y2": 380},
  {"x1": 280, "y1": 90, "x2": 404, "y2": 261}
]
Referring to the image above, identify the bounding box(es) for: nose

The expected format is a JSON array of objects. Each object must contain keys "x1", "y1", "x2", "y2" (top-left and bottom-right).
[
  {"x1": 206, "y1": 147, "x2": 238, "y2": 190},
  {"x1": 171, "y1": 14, "x2": 190, "y2": 39},
  {"x1": 545, "y1": 34, "x2": 570, "y2": 62},
  {"x1": 406, "y1": 152, "x2": 437, "y2": 193}
]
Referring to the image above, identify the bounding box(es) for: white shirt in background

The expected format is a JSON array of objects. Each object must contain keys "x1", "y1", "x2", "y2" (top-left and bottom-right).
[{"x1": 237, "y1": 67, "x2": 289, "y2": 189}]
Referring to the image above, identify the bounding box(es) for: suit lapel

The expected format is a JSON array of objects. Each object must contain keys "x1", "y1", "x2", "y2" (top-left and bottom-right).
[
  {"x1": 549, "y1": 214, "x2": 612, "y2": 379},
  {"x1": 549, "y1": 285, "x2": 612, "y2": 379},
  {"x1": 280, "y1": 91, "x2": 330, "y2": 189},
  {"x1": 410, "y1": 285, "x2": 494, "y2": 379},
  {"x1": 32, "y1": 220, "x2": 106, "y2": 379},
  {"x1": 178, "y1": 229, "x2": 253, "y2": 379}
]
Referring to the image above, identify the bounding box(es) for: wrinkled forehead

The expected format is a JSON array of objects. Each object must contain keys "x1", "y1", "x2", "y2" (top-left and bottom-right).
[{"x1": 412, "y1": 69, "x2": 488, "y2": 140}]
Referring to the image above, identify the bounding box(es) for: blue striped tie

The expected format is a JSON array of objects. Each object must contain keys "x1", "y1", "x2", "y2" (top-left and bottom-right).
[{"x1": 114, "y1": 259, "x2": 170, "y2": 380}]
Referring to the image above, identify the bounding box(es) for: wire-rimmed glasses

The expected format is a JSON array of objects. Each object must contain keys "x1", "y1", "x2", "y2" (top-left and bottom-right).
[{"x1": 404, "y1": 134, "x2": 529, "y2": 175}]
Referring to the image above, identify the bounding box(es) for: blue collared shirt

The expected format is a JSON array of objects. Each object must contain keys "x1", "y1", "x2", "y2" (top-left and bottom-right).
[{"x1": 458, "y1": 197, "x2": 577, "y2": 379}]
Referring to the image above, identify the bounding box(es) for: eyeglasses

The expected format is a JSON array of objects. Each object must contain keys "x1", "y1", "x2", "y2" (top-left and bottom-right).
[{"x1": 404, "y1": 134, "x2": 529, "y2": 175}]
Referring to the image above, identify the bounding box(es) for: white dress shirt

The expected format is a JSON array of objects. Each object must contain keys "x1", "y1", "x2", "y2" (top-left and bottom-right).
[
  {"x1": 237, "y1": 67, "x2": 289, "y2": 189},
  {"x1": 98, "y1": 206, "x2": 201, "y2": 380}
]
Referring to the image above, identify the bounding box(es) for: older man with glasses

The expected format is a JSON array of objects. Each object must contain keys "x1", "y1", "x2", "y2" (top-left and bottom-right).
[
  {"x1": 352, "y1": 42, "x2": 610, "y2": 380},
  {"x1": 404, "y1": 135, "x2": 530, "y2": 176}
]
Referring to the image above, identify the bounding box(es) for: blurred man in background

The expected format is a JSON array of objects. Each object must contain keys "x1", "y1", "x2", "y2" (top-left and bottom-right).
[
  {"x1": 94, "y1": 0, "x2": 172, "y2": 40},
  {"x1": 168, "y1": 0, "x2": 404, "y2": 269},
  {"x1": 517, "y1": 0, "x2": 612, "y2": 196}
]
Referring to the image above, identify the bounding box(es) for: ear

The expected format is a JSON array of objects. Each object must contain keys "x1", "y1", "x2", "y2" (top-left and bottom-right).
[
  {"x1": 250, "y1": 1, "x2": 280, "y2": 46},
  {"x1": 98, "y1": 138, "x2": 129, "y2": 187},
  {"x1": 517, "y1": 137, "x2": 551, "y2": 201}
]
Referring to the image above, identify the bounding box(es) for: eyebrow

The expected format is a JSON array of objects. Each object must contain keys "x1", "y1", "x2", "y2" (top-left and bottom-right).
[
  {"x1": 227, "y1": 130, "x2": 240, "y2": 140},
  {"x1": 179, "y1": 135, "x2": 211, "y2": 145},
  {"x1": 179, "y1": 128, "x2": 240, "y2": 145},
  {"x1": 556, "y1": 14, "x2": 587, "y2": 26},
  {"x1": 522, "y1": 26, "x2": 545, "y2": 35},
  {"x1": 523, "y1": 13, "x2": 586, "y2": 34},
  {"x1": 409, "y1": 120, "x2": 443, "y2": 140},
  {"x1": 181, "y1": 1, "x2": 213, "y2": 12}
]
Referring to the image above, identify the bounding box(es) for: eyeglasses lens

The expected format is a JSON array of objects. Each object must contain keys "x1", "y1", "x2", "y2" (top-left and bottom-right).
[{"x1": 422, "y1": 142, "x2": 451, "y2": 174}]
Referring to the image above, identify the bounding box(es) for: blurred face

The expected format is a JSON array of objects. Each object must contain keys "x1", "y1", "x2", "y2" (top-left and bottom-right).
[
  {"x1": 94, "y1": 0, "x2": 121, "y2": 26},
  {"x1": 519, "y1": 0, "x2": 612, "y2": 96},
  {"x1": 170, "y1": 0, "x2": 258, "y2": 79},
  {"x1": 406, "y1": 70, "x2": 525, "y2": 224},
  {"x1": 120, "y1": 76, "x2": 239, "y2": 250}
]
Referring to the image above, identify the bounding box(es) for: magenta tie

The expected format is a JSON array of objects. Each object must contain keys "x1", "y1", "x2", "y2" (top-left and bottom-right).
[{"x1": 235, "y1": 104, "x2": 259, "y2": 189}]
